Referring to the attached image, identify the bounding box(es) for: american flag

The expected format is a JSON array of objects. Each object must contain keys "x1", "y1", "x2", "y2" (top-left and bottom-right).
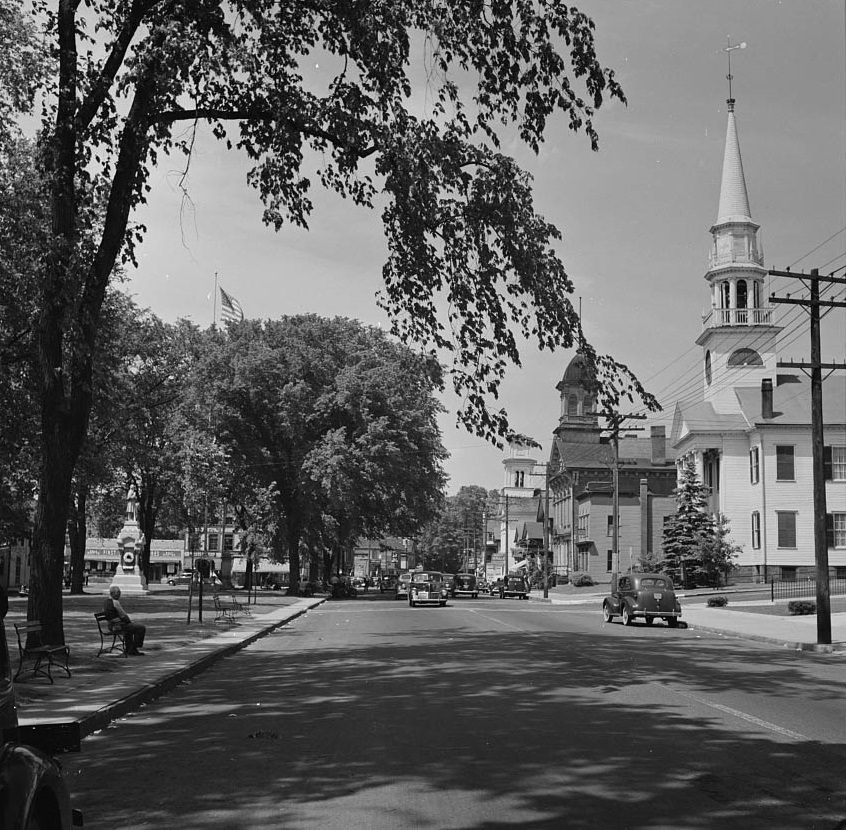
[{"x1": 219, "y1": 287, "x2": 244, "y2": 324}]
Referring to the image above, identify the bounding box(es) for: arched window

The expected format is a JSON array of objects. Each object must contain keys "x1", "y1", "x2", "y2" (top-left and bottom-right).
[
  {"x1": 583, "y1": 396, "x2": 595, "y2": 414},
  {"x1": 737, "y1": 280, "x2": 748, "y2": 308},
  {"x1": 567, "y1": 395, "x2": 578, "y2": 416},
  {"x1": 721, "y1": 282, "x2": 730, "y2": 308},
  {"x1": 727, "y1": 348, "x2": 763, "y2": 367}
]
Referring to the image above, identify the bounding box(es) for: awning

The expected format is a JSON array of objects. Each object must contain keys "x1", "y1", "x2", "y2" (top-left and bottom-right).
[{"x1": 230, "y1": 557, "x2": 289, "y2": 573}]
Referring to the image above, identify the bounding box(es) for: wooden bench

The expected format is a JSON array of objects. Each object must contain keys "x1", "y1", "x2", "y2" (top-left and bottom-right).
[
  {"x1": 213, "y1": 593, "x2": 239, "y2": 623},
  {"x1": 229, "y1": 593, "x2": 251, "y2": 616},
  {"x1": 94, "y1": 612, "x2": 128, "y2": 657},
  {"x1": 13, "y1": 621, "x2": 72, "y2": 684}
]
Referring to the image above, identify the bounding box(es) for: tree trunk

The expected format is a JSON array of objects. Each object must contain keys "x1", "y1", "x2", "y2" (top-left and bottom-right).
[{"x1": 67, "y1": 485, "x2": 88, "y2": 595}]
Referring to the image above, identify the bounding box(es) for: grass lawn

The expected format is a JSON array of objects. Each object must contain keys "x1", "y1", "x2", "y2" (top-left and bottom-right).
[{"x1": 721, "y1": 597, "x2": 846, "y2": 617}]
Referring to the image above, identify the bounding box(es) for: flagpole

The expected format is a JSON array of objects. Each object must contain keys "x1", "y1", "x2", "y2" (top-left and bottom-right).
[{"x1": 213, "y1": 271, "x2": 218, "y2": 327}]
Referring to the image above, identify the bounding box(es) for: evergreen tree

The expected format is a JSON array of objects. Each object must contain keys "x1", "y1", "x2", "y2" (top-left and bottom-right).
[{"x1": 661, "y1": 460, "x2": 713, "y2": 587}]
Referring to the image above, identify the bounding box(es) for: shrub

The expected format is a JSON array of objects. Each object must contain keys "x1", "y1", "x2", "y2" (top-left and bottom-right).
[
  {"x1": 572, "y1": 573, "x2": 595, "y2": 587},
  {"x1": 788, "y1": 600, "x2": 816, "y2": 616},
  {"x1": 706, "y1": 595, "x2": 728, "y2": 608}
]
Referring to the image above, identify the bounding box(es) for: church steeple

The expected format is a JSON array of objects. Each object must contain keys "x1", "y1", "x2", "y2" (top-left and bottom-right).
[{"x1": 695, "y1": 47, "x2": 780, "y2": 414}]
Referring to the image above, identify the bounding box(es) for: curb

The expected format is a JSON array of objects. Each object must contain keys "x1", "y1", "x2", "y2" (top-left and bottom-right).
[
  {"x1": 685, "y1": 621, "x2": 844, "y2": 654},
  {"x1": 77, "y1": 598, "x2": 325, "y2": 738}
]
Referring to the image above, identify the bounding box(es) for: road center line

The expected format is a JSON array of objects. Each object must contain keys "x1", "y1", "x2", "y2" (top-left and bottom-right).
[{"x1": 673, "y1": 689, "x2": 811, "y2": 741}]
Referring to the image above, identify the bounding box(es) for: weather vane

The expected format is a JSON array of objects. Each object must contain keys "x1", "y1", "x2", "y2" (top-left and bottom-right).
[{"x1": 724, "y1": 36, "x2": 747, "y2": 107}]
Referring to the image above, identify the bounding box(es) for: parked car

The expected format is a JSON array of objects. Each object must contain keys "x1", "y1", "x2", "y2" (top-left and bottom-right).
[
  {"x1": 488, "y1": 578, "x2": 504, "y2": 595},
  {"x1": 602, "y1": 572, "x2": 682, "y2": 627},
  {"x1": 379, "y1": 576, "x2": 396, "y2": 593},
  {"x1": 408, "y1": 572, "x2": 449, "y2": 607},
  {"x1": 395, "y1": 573, "x2": 413, "y2": 600},
  {"x1": 1, "y1": 589, "x2": 83, "y2": 828},
  {"x1": 167, "y1": 570, "x2": 195, "y2": 585},
  {"x1": 499, "y1": 574, "x2": 529, "y2": 600},
  {"x1": 452, "y1": 573, "x2": 479, "y2": 598}
]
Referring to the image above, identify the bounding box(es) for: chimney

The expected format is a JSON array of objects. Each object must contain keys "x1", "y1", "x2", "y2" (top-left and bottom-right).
[
  {"x1": 761, "y1": 378, "x2": 774, "y2": 419},
  {"x1": 651, "y1": 425, "x2": 666, "y2": 465}
]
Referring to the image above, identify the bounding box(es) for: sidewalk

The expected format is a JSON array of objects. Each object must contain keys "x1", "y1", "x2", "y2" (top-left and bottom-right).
[
  {"x1": 532, "y1": 585, "x2": 846, "y2": 654},
  {"x1": 5, "y1": 588, "x2": 325, "y2": 738}
]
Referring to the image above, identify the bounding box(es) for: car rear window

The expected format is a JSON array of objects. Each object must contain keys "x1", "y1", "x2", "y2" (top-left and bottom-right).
[{"x1": 639, "y1": 577, "x2": 669, "y2": 588}]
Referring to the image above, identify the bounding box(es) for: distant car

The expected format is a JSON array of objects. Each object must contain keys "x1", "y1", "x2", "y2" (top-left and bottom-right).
[
  {"x1": 602, "y1": 572, "x2": 682, "y2": 627},
  {"x1": 379, "y1": 576, "x2": 396, "y2": 593},
  {"x1": 499, "y1": 574, "x2": 529, "y2": 600},
  {"x1": 408, "y1": 572, "x2": 449, "y2": 607},
  {"x1": 167, "y1": 570, "x2": 195, "y2": 586},
  {"x1": 488, "y1": 578, "x2": 504, "y2": 595},
  {"x1": 452, "y1": 573, "x2": 479, "y2": 599},
  {"x1": 395, "y1": 573, "x2": 413, "y2": 600}
]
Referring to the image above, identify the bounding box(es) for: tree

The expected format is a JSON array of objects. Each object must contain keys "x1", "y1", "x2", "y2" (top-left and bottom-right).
[
  {"x1": 418, "y1": 485, "x2": 489, "y2": 573},
  {"x1": 697, "y1": 513, "x2": 740, "y2": 588},
  {"x1": 188, "y1": 315, "x2": 447, "y2": 593},
  {"x1": 23, "y1": 2, "x2": 662, "y2": 639},
  {"x1": 661, "y1": 459, "x2": 714, "y2": 587}
]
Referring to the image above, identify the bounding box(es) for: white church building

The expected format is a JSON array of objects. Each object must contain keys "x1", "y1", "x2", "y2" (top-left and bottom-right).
[{"x1": 670, "y1": 92, "x2": 846, "y2": 581}]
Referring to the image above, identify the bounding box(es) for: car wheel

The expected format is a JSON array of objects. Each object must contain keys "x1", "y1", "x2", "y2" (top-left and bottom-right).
[
  {"x1": 667, "y1": 617, "x2": 679, "y2": 628},
  {"x1": 602, "y1": 603, "x2": 613, "y2": 623},
  {"x1": 622, "y1": 604, "x2": 633, "y2": 626},
  {"x1": 440, "y1": 601, "x2": 446, "y2": 607},
  {"x1": 645, "y1": 615, "x2": 655, "y2": 625}
]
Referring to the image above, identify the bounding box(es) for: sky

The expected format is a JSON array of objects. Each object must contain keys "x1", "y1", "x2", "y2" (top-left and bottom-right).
[{"x1": 124, "y1": 0, "x2": 846, "y2": 494}]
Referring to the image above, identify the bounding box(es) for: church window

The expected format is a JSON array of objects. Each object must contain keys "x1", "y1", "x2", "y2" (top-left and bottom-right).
[
  {"x1": 584, "y1": 395, "x2": 595, "y2": 413},
  {"x1": 727, "y1": 348, "x2": 763, "y2": 367},
  {"x1": 736, "y1": 280, "x2": 748, "y2": 308}
]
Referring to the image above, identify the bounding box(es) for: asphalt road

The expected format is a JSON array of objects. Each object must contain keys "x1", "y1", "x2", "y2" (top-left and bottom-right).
[{"x1": 66, "y1": 593, "x2": 846, "y2": 829}]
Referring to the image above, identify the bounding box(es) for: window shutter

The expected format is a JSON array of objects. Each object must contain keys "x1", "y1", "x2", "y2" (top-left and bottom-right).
[
  {"x1": 823, "y1": 446, "x2": 832, "y2": 481},
  {"x1": 826, "y1": 513, "x2": 834, "y2": 550}
]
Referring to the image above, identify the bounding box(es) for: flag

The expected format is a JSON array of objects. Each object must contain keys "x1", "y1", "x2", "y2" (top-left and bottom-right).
[{"x1": 219, "y1": 286, "x2": 244, "y2": 324}]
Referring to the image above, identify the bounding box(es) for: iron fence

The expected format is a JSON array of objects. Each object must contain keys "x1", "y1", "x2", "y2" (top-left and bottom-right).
[{"x1": 770, "y1": 577, "x2": 846, "y2": 602}]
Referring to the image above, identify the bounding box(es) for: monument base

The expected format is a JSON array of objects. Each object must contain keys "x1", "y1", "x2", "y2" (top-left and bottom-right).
[{"x1": 108, "y1": 569, "x2": 150, "y2": 596}]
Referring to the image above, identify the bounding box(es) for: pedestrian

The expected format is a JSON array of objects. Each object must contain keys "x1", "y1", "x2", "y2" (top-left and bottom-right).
[{"x1": 103, "y1": 586, "x2": 147, "y2": 656}]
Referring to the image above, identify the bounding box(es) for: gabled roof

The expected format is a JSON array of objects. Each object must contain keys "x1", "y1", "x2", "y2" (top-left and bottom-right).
[
  {"x1": 736, "y1": 374, "x2": 846, "y2": 426},
  {"x1": 671, "y1": 374, "x2": 846, "y2": 446}
]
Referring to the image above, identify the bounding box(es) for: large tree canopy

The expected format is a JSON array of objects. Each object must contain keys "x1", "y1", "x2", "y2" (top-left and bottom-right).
[
  {"x1": 19, "y1": 0, "x2": 661, "y2": 640},
  {"x1": 188, "y1": 315, "x2": 448, "y2": 592}
]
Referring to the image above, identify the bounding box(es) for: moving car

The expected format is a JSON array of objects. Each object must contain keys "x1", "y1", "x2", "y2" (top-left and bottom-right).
[
  {"x1": 408, "y1": 572, "x2": 449, "y2": 607},
  {"x1": 451, "y1": 573, "x2": 479, "y2": 599},
  {"x1": 602, "y1": 572, "x2": 682, "y2": 627},
  {"x1": 499, "y1": 574, "x2": 529, "y2": 600},
  {"x1": 395, "y1": 573, "x2": 413, "y2": 600}
]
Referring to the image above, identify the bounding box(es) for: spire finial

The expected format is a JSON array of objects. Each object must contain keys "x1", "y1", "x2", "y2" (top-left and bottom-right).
[{"x1": 724, "y1": 37, "x2": 747, "y2": 110}]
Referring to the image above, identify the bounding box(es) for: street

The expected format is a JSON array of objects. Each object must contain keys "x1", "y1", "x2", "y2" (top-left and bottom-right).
[{"x1": 66, "y1": 594, "x2": 846, "y2": 829}]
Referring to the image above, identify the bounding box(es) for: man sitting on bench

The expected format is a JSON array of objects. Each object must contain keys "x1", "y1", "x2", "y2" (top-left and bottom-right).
[{"x1": 103, "y1": 586, "x2": 147, "y2": 656}]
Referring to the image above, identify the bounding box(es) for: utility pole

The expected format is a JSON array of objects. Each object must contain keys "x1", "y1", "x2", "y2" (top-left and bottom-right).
[
  {"x1": 504, "y1": 492, "x2": 509, "y2": 578},
  {"x1": 601, "y1": 412, "x2": 647, "y2": 573},
  {"x1": 770, "y1": 267, "x2": 846, "y2": 646},
  {"x1": 543, "y1": 465, "x2": 550, "y2": 599}
]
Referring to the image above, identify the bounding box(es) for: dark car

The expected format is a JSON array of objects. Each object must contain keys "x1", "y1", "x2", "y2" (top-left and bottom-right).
[
  {"x1": 499, "y1": 574, "x2": 529, "y2": 600},
  {"x1": 408, "y1": 572, "x2": 449, "y2": 607},
  {"x1": 0, "y1": 590, "x2": 83, "y2": 828},
  {"x1": 451, "y1": 573, "x2": 479, "y2": 599},
  {"x1": 602, "y1": 572, "x2": 682, "y2": 627}
]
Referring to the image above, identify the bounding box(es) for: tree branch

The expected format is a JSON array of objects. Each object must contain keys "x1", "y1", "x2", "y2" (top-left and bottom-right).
[{"x1": 153, "y1": 107, "x2": 378, "y2": 158}]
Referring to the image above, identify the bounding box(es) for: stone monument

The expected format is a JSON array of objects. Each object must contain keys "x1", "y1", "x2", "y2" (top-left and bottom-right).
[{"x1": 109, "y1": 483, "x2": 150, "y2": 595}]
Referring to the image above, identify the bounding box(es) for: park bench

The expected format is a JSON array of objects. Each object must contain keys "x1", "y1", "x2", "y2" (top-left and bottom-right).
[
  {"x1": 94, "y1": 611, "x2": 128, "y2": 657},
  {"x1": 213, "y1": 593, "x2": 239, "y2": 623},
  {"x1": 13, "y1": 621, "x2": 72, "y2": 684}
]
